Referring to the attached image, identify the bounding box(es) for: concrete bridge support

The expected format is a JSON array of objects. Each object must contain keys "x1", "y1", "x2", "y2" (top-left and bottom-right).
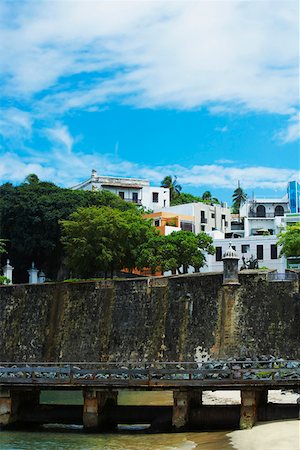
[
  {"x1": 172, "y1": 389, "x2": 202, "y2": 429},
  {"x1": 83, "y1": 389, "x2": 118, "y2": 431},
  {"x1": 240, "y1": 389, "x2": 268, "y2": 429},
  {"x1": 0, "y1": 389, "x2": 40, "y2": 427}
]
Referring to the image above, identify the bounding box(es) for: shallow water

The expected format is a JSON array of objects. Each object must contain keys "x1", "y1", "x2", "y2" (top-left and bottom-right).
[
  {"x1": 0, "y1": 391, "x2": 234, "y2": 449},
  {"x1": 0, "y1": 429, "x2": 233, "y2": 450}
]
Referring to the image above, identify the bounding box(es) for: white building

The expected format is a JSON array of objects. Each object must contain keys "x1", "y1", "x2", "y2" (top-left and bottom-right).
[
  {"x1": 71, "y1": 170, "x2": 170, "y2": 210},
  {"x1": 239, "y1": 196, "x2": 290, "y2": 237},
  {"x1": 203, "y1": 235, "x2": 286, "y2": 273},
  {"x1": 150, "y1": 201, "x2": 231, "y2": 235}
]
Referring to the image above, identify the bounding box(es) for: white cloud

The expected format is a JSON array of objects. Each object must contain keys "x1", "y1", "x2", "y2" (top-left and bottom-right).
[
  {"x1": 276, "y1": 113, "x2": 300, "y2": 144},
  {"x1": 0, "y1": 1, "x2": 298, "y2": 122},
  {"x1": 0, "y1": 147, "x2": 298, "y2": 192},
  {"x1": 0, "y1": 108, "x2": 32, "y2": 139},
  {"x1": 45, "y1": 124, "x2": 74, "y2": 152}
]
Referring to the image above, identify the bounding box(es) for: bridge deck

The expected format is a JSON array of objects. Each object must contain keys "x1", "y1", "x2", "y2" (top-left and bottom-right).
[{"x1": 1, "y1": 361, "x2": 300, "y2": 390}]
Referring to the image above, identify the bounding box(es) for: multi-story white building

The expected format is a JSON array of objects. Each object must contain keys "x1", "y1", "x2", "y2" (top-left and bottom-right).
[
  {"x1": 71, "y1": 170, "x2": 170, "y2": 210},
  {"x1": 149, "y1": 201, "x2": 231, "y2": 235},
  {"x1": 239, "y1": 196, "x2": 290, "y2": 237}
]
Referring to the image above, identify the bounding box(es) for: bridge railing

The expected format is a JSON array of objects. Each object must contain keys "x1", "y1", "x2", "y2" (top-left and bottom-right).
[{"x1": 0, "y1": 360, "x2": 299, "y2": 385}]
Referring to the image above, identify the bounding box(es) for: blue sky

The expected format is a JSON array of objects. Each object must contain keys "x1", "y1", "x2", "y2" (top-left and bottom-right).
[{"x1": 0, "y1": 1, "x2": 299, "y2": 203}]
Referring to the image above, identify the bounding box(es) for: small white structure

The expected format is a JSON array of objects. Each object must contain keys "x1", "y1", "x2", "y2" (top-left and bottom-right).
[
  {"x1": 222, "y1": 243, "x2": 240, "y2": 284},
  {"x1": 38, "y1": 271, "x2": 46, "y2": 284},
  {"x1": 71, "y1": 169, "x2": 170, "y2": 210},
  {"x1": 2, "y1": 259, "x2": 14, "y2": 284},
  {"x1": 28, "y1": 262, "x2": 39, "y2": 284}
]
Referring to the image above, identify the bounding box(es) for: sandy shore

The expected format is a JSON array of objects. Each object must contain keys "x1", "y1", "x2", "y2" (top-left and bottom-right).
[
  {"x1": 204, "y1": 390, "x2": 299, "y2": 449},
  {"x1": 228, "y1": 420, "x2": 300, "y2": 450}
]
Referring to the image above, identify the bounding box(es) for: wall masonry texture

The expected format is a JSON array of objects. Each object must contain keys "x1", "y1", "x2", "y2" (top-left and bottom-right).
[{"x1": 0, "y1": 271, "x2": 299, "y2": 362}]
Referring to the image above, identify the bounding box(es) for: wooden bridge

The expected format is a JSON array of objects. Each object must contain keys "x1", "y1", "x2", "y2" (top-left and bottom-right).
[
  {"x1": 1, "y1": 360, "x2": 299, "y2": 431},
  {"x1": 1, "y1": 360, "x2": 300, "y2": 389}
]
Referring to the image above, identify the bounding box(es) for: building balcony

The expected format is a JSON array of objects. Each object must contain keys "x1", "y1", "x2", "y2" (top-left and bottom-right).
[
  {"x1": 248, "y1": 212, "x2": 283, "y2": 218},
  {"x1": 123, "y1": 198, "x2": 142, "y2": 204}
]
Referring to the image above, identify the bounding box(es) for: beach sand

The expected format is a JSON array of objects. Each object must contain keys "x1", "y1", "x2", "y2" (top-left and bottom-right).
[
  {"x1": 228, "y1": 420, "x2": 300, "y2": 450},
  {"x1": 202, "y1": 390, "x2": 299, "y2": 450}
]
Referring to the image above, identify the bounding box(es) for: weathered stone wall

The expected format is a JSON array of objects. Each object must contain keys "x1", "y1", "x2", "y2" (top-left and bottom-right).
[{"x1": 0, "y1": 271, "x2": 299, "y2": 362}]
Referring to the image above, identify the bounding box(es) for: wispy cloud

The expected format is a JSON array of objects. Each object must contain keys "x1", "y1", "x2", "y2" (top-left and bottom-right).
[
  {"x1": 45, "y1": 124, "x2": 74, "y2": 153},
  {"x1": 276, "y1": 113, "x2": 300, "y2": 144},
  {"x1": 0, "y1": 1, "x2": 298, "y2": 136},
  {"x1": 0, "y1": 146, "x2": 298, "y2": 192}
]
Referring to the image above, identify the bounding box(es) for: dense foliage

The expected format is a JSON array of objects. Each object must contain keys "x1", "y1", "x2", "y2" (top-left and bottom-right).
[
  {"x1": 0, "y1": 176, "x2": 136, "y2": 282},
  {"x1": 61, "y1": 206, "x2": 157, "y2": 278},
  {"x1": 277, "y1": 223, "x2": 300, "y2": 257},
  {"x1": 136, "y1": 230, "x2": 215, "y2": 275}
]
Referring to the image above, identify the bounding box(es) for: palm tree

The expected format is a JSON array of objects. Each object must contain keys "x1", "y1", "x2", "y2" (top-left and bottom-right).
[
  {"x1": 202, "y1": 191, "x2": 219, "y2": 204},
  {"x1": 161, "y1": 175, "x2": 182, "y2": 201},
  {"x1": 24, "y1": 173, "x2": 40, "y2": 184},
  {"x1": 232, "y1": 182, "x2": 247, "y2": 213}
]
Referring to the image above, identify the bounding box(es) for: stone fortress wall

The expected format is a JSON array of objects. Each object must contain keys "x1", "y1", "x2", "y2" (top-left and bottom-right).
[{"x1": 0, "y1": 271, "x2": 299, "y2": 363}]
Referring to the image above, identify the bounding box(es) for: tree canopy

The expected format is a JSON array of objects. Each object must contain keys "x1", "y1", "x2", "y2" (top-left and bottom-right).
[
  {"x1": 277, "y1": 224, "x2": 300, "y2": 257},
  {"x1": 136, "y1": 230, "x2": 215, "y2": 275},
  {"x1": 61, "y1": 206, "x2": 157, "y2": 278},
  {"x1": 0, "y1": 176, "x2": 137, "y2": 282}
]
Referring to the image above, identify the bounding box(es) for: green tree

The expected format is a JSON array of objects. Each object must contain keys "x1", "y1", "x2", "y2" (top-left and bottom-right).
[
  {"x1": 61, "y1": 206, "x2": 156, "y2": 278},
  {"x1": 171, "y1": 191, "x2": 220, "y2": 206},
  {"x1": 161, "y1": 175, "x2": 182, "y2": 201},
  {"x1": 232, "y1": 183, "x2": 247, "y2": 213},
  {"x1": 167, "y1": 231, "x2": 215, "y2": 273},
  {"x1": 24, "y1": 173, "x2": 40, "y2": 184},
  {"x1": 0, "y1": 177, "x2": 137, "y2": 282},
  {"x1": 137, "y1": 230, "x2": 215, "y2": 275},
  {"x1": 170, "y1": 192, "x2": 203, "y2": 206},
  {"x1": 201, "y1": 191, "x2": 219, "y2": 204},
  {"x1": 277, "y1": 223, "x2": 300, "y2": 257}
]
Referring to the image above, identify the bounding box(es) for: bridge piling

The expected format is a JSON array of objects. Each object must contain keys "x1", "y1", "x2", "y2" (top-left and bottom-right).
[
  {"x1": 83, "y1": 389, "x2": 118, "y2": 431},
  {"x1": 172, "y1": 389, "x2": 203, "y2": 429},
  {"x1": 0, "y1": 388, "x2": 40, "y2": 427},
  {"x1": 240, "y1": 389, "x2": 268, "y2": 429}
]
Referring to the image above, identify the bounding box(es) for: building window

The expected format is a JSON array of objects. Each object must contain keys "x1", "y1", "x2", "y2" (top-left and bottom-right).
[
  {"x1": 222, "y1": 214, "x2": 226, "y2": 220},
  {"x1": 201, "y1": 225, "x2": 205, "y2": 231},
  {"x1": 181, "y1": 222, "x2": 193, "y2": 232},
  {"x1": 119, "y1": 191, "x2": 125, "y2": 199},
  {"x1": 256, "y1": 205, "x2": 266, "y2": 217},
  {"x1": 242, "y1": 244, "x2": 250, "y2": 253},
  {"x1": 132, "y1": 192, "x2": 138, "y2": 203},
  {"x1": 154, "y1": 219, "x2": 160, "y2": 227},
  {"x1": 271, "y1": 244, "x2": 278, "y2": 259},
  {"x1": 257, "y1": 245, "x2": 264, "y2": 260},
  {"x1": 163, "y1": 199, "x2": 166, "y2": 207},
  {"x1": 216, "y1": 247, "x2": 222, "y2": 261},
  {"x1": 152, "y1": 192, "x2": 159, "y2": 203},
  {"x1": 200, "y1": 211, "x2": 207, "y2": 223},
  {"x1": 274, "y1": 205, "x2": 284, "y2": 216},
  {"x1": 211, "y1": 213, "x2": 215, "y2": 218}
]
